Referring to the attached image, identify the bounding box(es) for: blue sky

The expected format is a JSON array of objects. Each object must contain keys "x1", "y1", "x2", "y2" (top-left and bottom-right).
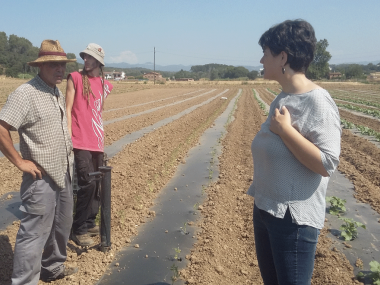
[{"x1": 1, "y1": 0, "x2": 379, "y2": 67}]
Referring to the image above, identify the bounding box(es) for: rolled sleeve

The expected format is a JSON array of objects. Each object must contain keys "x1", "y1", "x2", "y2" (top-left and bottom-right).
[
  {"x1": 306, "y1": 103, "x2": 341, "y2": 176},
  {"x1": 0, "y1": 88, "x2": 29, "y2": 131}
]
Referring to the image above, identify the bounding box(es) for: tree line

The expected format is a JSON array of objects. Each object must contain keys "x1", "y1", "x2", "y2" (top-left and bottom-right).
[
  {"x1": 1, "y1": 32, "x2": 378, "y2": 81},
  {"x1": 174, "y1": 64, "x2": 258, "y2": 81},
  {"x1": 0, "y1": 32, "x2": 78, "y2": 78},
  {"x1": 307, "y1": 39, "x2": 380, "y2": 80}
]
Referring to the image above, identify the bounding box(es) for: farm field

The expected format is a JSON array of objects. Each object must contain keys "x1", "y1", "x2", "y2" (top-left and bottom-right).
[{"x1": 0, "y1": 78, "x2": 379, "y2": 284}]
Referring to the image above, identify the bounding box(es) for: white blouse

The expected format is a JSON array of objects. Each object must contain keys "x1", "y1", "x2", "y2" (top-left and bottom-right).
[{"x1": 247, "y1": 88, "x2": 341, "y2": 229}]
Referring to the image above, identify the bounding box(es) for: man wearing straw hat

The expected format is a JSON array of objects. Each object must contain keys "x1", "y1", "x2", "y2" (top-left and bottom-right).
[
  {"x1": 0, "y1": 40, "x2": 78, "y2": 284},
  {"x1": 66, "y1": 43, "x2": 113, "y2": 247}
]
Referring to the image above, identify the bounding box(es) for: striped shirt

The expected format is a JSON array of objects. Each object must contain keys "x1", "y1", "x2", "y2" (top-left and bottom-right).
[
  {"x1": 0, "y1": 75, "x2": 73, "y2": 189},
  {"x1": 247, "y1": 88, "x2": 341, "y2": 229}
]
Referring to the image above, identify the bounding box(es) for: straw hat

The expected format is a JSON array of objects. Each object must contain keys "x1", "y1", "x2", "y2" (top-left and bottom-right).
[
  {"x1": 28, "y1": 40, "x2": 77, "y2": 67},
  {"x1": 80, "y1": 43, "x2": 105, "y2": 66}
]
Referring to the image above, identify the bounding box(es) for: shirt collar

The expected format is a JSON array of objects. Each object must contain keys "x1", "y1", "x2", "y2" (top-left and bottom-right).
[{"x1": 36, "y1": 75, "x2": 60, "y2": 97}]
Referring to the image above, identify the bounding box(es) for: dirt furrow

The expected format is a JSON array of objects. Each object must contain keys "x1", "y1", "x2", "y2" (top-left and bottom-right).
[
  {"x1": 5, "y1": 88, "x2": 210, "y2": 145},
  {"x1": 339, "y1": 129, "x2": 380, "y2": 214},
  {"x1": 340, "y1": 109, "x2": 380, "y2": 132},
  {"x1": 104, "y1": 87, "x2": 200, "y2": 113},
  {"x1": 104, "y1": 90, "x2": 228, "y2": 146},
  {"x1": 103, "y1": 89, "x2": 208, "y2": 121}
]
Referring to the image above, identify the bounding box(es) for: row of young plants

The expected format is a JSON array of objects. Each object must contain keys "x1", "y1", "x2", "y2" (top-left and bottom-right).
[
  {"x1": 337, "y1": 103, "x2": 380, "y2": 119},
  {"x1": 330, "y1": 89, "x2": 380, "y2": 98},
  {"x1": 329, "y1": 89, "x2": 380, "y2": 100},
  {"x1": 252, "y1": 89, "x2": 269, "y2": 116},
  {"x1": 341, "y1": 118, "x2": 380, "y2": 142},
  {"x1": 326, "y1": 196, "x2": 380, "y2": 284},
  {"x1": 266, "y1": 88, "x2": 278, "y2": 96},
  {"x1": 330, "y1": 94, "x2": 380, "y2": 109}
]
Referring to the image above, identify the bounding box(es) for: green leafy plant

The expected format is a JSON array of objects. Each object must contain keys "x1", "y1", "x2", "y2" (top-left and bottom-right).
[
  {"x1": 370, "y1": 261, "x2": 380, "y2": 285},
  {"x1": 340, "y1": 119, "x2": 356, "y2": 129},
  {"x1": 339, "y1": 217, "x2": 366, "y2": 241},
  {"x1": 356, "y1": 261, "x2": 380, "y2": 284},
  {"x1": 337, "y1": 103, "x2": 380, "y2": 119},
  {"x1": 326, "y1": 196, "x2": 346, "y2": 215}
]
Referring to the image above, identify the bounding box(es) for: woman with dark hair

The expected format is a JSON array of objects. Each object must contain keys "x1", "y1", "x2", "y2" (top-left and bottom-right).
[{"x1": 248, "y1": 20, "x2": 341, "y2": 284}]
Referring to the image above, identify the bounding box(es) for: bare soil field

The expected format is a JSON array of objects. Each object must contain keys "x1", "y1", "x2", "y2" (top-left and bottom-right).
[{"x1": 0, "y1": 79, "x2": 379, "y2": 284}]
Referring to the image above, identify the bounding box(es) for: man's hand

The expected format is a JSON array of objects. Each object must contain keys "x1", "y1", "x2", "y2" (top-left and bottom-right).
[
  {"x1": 17, "y1": 160, "x2": 46, "y2": 180},
  {"x1": 270, "y1": 106, "x2": 292, "y2": 136}
]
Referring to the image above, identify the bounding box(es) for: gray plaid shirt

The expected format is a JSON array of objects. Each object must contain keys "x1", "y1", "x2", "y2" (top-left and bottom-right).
[{"x1": 0, "y1": 75, "x2": 73, "y2": 189}]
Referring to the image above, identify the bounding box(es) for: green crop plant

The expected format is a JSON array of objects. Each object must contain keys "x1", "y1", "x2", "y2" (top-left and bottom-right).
[
  {"x1": 267, "y1": 88, "x2": 278, "y2": 96},
  {"x1": 339, "y1": 217, "x2": 366, "y2": 241},
  {"x1": 174, "y1": 247, "x2": 181, "y2": 261},
  {"x1": 208, "y1": 167, "x2": 213, "y2": 180},
  {"x1": 169, "y1": 247, "x2": 182, "y2": 284},
  {"x1": 201, "y1": 185, "x2": 207, "y2": 196},
  {"x1": 340, "y1": 119, "x2": 380, "y2": 142},
  {"x1": 356, "y1": 125, "x2": 380, "y2": 141},
  {"x1": 337, "y1": 103, "x2": 380, "y2": 119},
  {"x1": 252, "y1": 89, "x2": 269, "y2": 116},
  {"x1": 357, "y1": 260, "x2": 380, "y2": 284},
  {"x1": 170, "y1": 263, "x2": 180, "y2": 285},
  {"x1": 326, "y1": 196, "x2": 346, "y2": 216},
  {"x1": 370, "y1": 261, "x2": 380, "y2": 285},
  {"x1": 180, "y1": 222, "x2": 188, "y2": 235},
  {"x1": 340, "y1": 119, "x2": 356, "y2": 129},
  {"x1": 332, "y1": 95, "x2": 380, "y2": 109}
]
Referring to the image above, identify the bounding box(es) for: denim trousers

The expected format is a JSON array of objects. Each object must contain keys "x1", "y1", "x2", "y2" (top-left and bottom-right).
[{"x1": 253, "y1": 203, "x2": 320, "y2": 285}]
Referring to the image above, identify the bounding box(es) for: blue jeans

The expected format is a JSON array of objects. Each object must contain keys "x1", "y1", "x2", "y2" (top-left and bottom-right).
[{"x1": 253, "y1": 203, "x2": 320, "y2": 285}]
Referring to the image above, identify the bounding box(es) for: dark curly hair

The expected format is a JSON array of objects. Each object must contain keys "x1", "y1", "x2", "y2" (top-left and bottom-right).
[{"x1": 259, "y1": 19, "x2": 316, "y2": 73}]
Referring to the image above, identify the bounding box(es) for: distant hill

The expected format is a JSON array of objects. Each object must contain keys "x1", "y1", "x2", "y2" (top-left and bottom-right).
[{"x1": 77, "y1": 59, "x2": 262, "y2": 72}]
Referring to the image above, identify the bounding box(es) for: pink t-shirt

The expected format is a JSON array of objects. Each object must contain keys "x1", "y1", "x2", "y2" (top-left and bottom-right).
[{"x1": 69, "y1": 71, "x2": 113, "y2": 152}]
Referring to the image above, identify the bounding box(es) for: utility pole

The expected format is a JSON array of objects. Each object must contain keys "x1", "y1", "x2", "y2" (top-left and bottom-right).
[{"x1": 154, "y1": 47, "x2": 156, "y2": 85}]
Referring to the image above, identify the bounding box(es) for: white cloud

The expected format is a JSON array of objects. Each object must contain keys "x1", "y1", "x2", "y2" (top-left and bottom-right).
[{"x1": 109, "y1": 51, "x2": 138, "y2": 64}]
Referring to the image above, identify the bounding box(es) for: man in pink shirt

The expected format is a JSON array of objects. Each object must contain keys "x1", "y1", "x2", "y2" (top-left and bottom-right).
[{"x1": 66, "y1": 43, "x2": 113, "y2": 246}]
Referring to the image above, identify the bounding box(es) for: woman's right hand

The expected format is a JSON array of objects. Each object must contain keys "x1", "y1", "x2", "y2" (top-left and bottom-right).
[{"x1": 270, "y1": 106, "x2": 292, "y2": 136}]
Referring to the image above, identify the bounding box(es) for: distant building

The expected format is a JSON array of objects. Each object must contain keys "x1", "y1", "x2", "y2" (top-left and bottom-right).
[
  {"x1": 176, "y1": 78, "x2": 194, "y2": 82},
  {"x1": 143, "y1": 72, "x2": 165, "y2": 82},
  {"x1": 328, "y1": 72, "x2": 342, "y2": 79},
  {"x1": 104, "y1": 71, "x2": 125, "y2": 80},
  {"x1": 367, "y1": 72, "x2": 380, "y2": 82}
]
